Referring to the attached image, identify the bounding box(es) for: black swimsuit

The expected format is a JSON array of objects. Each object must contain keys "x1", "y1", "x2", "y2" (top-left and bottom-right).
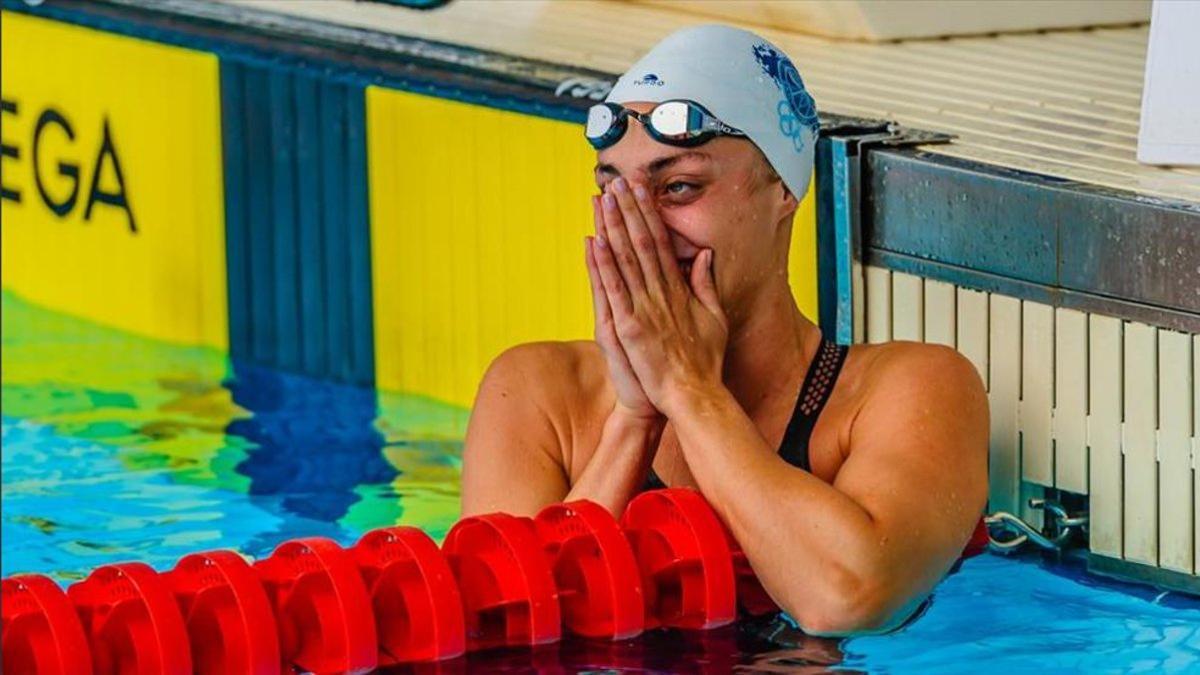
[{"x1": 640, "y1": 337, "x2": 849, "y2": 491}]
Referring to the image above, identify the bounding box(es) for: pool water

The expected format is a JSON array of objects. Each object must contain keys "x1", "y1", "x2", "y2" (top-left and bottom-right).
[{"x1": 3, "y1": 290, "x2": 1199, "y2": 673}]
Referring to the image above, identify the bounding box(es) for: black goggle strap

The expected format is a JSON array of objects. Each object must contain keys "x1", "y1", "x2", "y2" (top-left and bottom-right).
[
  {"x1": 689, "y1": 107, "x2": 745, "y2": 137},
  {"x1": 701, "y1": 114, "x2": 745, "y2": 136}
]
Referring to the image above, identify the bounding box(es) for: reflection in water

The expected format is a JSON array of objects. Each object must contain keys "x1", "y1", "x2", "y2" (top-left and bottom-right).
[
  {"x1": 376, "y1": 615, "x2": 848, "y2": 674},
  {"x1": 226, "y1": 361, "x2": 395, "y2": 522},
  {"x1": 0, "y1": 290, "x2": 457, "y2": 568}
]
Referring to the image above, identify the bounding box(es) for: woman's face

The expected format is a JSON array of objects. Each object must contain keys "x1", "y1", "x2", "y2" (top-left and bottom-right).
[{"x1": 593, "y1": 101, "x2": 798, "y2": 312}]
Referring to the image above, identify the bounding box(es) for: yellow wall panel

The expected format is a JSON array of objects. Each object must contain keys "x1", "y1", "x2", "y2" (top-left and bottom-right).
[
  {"x1": 0, "y1": 13, "x2": 227, "y2": 348},
  {"x1": 368, "y1": 87, "x2": 819, "y2": 407},
  {"x1": 787, "y1": 179, "x2": 819, "y2": 326}
]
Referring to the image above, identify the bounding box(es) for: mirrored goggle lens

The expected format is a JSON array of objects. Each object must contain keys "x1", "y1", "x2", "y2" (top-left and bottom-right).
[
  {"x1": 586, "y1": 104, "x2": 617, "y2": 140},
  {"x1": 649, "y1": 101, "x2": 705, "y2": 140}
]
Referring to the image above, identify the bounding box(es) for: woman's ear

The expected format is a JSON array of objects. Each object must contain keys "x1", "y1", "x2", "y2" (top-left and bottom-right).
[
  {"x1": 776, "y1": 181, "x2": 799, "y2": 222},
  {"x1": 781, "y1": 184, "x2": 798, "y2": 211},
  {"x1": 759, "y1": 154, "x2": 798, "y2": 211}
]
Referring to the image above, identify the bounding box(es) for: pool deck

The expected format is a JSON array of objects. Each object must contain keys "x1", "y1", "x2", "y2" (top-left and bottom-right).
[{"x1": 222, "y1": 0, "x2": 1200, "y2": 204}]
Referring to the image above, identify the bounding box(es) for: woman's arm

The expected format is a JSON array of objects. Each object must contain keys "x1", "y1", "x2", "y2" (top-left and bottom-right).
[
  {"x1": 460, "y1": 342, "x2": 667, "y2": 519},
  {"x1": 460, "y1": 344, "x2": 573, "y2": 517},
  {"x1": 563, "y1": 404, "x2": 664, "y2": 517},
  {"x1": 665, "y1": 344, "x2": 989, "y2": 635}
]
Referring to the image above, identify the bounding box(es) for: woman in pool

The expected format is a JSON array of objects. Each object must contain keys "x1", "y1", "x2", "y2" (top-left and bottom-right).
[{"x1": 460, "y1": 24, "x2": 988, "y2": 635}]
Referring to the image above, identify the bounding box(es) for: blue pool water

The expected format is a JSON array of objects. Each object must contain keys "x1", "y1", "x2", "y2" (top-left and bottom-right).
[{"x1": 3, "y1": 290, "x2": 1199, "y2": 673}]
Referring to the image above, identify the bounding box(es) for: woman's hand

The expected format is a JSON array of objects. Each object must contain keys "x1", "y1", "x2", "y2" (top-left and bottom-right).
[
  {"x1": 585, "y1": 195, "x2": 662, "y2": 422},
  {"x1": 589, "y1": 176, "x2": 729, "y2": 415}
]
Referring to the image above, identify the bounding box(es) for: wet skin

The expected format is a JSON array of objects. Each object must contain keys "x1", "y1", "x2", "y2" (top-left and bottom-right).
[{"x1": 460, "y1": 102, "x2": 988, "y2": 635}]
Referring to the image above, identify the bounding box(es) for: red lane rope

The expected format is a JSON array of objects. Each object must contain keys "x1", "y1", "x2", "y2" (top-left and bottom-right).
[{"x1": 2, "y1": 489, "x2": 988, "y2": 673}]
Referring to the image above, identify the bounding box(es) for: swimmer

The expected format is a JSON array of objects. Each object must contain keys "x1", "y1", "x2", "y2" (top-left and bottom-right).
[{"x1": 461, "y1": 25, "x2": 988, "y2": 635}]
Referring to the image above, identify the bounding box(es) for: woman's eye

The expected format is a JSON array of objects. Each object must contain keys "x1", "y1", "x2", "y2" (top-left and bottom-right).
[{"x1": 664, "y1": 181, "x2": 696, "y2": 195}]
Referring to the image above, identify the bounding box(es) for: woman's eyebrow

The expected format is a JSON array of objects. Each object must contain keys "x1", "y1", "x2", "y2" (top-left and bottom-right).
[{"x1": 594, "y1": 151, "x2": 712, "y2": 179}]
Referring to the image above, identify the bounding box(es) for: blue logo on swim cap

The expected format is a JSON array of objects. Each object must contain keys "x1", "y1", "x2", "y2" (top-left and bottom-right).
[
  {"x1": 751, "y1": 44, "x2": 819, "y2": 152},
  {"x1": 634, "y1": 73, "x2": 666, "y2": 86}
]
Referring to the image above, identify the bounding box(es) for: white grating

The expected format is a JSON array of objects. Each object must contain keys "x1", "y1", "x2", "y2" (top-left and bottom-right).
[
  {"x1": 864, "y1": 265, "x2": 1199, "y2": 576},
  {"x1": 223, "y1": 0, "x2": 1200, "y2": 203}
]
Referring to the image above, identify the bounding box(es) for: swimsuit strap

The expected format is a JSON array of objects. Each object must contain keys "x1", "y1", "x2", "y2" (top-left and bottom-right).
[
  {"x1": 642, "y1": 465, "x2": 668, "y2": 491},
  {"x1": 642, "y1": 336, "x2": 849, "y2": 490},
  {"x1": 777, "y1": 338, "x2": 849, "y2": 472}
]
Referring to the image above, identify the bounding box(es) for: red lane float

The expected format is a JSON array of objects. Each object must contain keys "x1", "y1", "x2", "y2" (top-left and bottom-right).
[
  {"x1": 963, "y1": 519, "x2": 990, "y2": 558},
  {"x1": 166, "y1": 551, "x2": 279, "y2": 675},
  {"x1": 534, "y1": 500, "x2": 645, "y2": 640},
  {"x1": 68, "y1": 562, "x2": 192, "y2": 675},
  {"x1": 3, "y1": 490, "x2": 788, "y2": 672},
  {"x1": 622, "y1": 488, "x2": 737, "y2": 630},
  {"x1": 352, "y1": 526, "x2": 466, "y2": 664},
  {"x1": 254, "y1": 537, "x2": 376, "y2": 674},
  {"x1": 2, "y1": 574, "x2": 93, "y2": 675},
  {"x1": 441, "y1": 513, "x2": 561, "y2": 651}
]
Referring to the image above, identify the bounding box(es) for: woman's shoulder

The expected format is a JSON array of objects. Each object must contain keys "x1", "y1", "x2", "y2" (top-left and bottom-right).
[
  {"x1": 480, "y1": 340, "x2": 614, "y2": 421},
  {"x1": 830, "y1": 340, "x2": 985, "y2": 440},
  {"x1": 478, "y1": 340, "x2": 615, "y2": 476},
  {"x1": 484, "y1": 340, "x2": 607, "y2": 392},
  {"x1": 852, "y1": 340, "x2": 984, "y2": 395}
]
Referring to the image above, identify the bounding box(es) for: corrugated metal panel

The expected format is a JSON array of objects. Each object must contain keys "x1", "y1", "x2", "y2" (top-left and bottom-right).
[
  {"x1": 1054, "y1": 308, "x2": 1089, "y2": 494},
  {"x1": 891, "y1": 272, "x2": 923, "y2": 342},
  {"x1": 1159, "y1": 329, "x2": 1194, "y2": 574},
  {"x1": 1090, "y1": 314, "x2": 1124, "y2": 558},
  {"x1": 988, "y1": 294, "x2": 1022, "y2": 516},
  {"x1": 956, "y1": 288, "x2": 989, "y2": 390},
  {"x1": 923, "y1": 279, "x2": 956, "y2": 348},
  {"x1": 221, "y1": 60, "x2": 375, "y2": 384},
  {"x1": 865, "y1": 264, "x2": 1199, "y2": 582},
  {"x1": 865, "y1": 265, "x2": 891, "y2": 344},
  {"x1": 1021, "y1": 301, "x2": 1055, "y2": 487},
  {"x1": 1123, "y1": 321, "x2": 1158, "y2": 567},
  {"x1": 1194, "y1": 334, "x2": 1199, "y2": 573},
  {"x1": 228, "y1": 0, "x2": 1200, "y2": 203}
]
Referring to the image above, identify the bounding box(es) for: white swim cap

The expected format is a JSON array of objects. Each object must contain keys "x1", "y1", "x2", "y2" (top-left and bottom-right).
[{"x1": 606, "y1": 24, "x2": 818, "y2": 199}]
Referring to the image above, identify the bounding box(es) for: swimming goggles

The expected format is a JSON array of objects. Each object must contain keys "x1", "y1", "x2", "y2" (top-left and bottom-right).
[{"x1": 585, "y1": 99, "x2": 747, "y2": 150}]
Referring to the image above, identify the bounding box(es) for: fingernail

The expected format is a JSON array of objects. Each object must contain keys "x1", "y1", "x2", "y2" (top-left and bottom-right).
[
  {"x1": 613, "y1": 177, "x2": 628, "y2": 193},
  {"x1": 602, "y1": 193, "x2": 616, "y2": 209},
  {"x1": 597, "y1": 235, "x2": 608, "y2": 248},
  {"x1": 633, "y1": 184, "x2": 648, "y2": 200}
]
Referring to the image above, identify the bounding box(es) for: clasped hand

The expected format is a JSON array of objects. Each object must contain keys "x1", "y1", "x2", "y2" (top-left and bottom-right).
[{"x1": 583, "y1": 177, "x2": 729, "y2": 419}]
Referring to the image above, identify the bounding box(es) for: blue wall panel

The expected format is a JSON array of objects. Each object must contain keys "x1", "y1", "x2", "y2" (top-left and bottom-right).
[
  {"x1": 344, "y1": 91, "x2": 374, "y2": 387},
  {"x1": 220, "y1": 63, "x2": 252, "y2": 360},
  {"x1": 221, "y1": 60, "x2": 375, "y2": 385},
  {"x1": 294, "y1": 76, "x2": 327, "y2": 378}
]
